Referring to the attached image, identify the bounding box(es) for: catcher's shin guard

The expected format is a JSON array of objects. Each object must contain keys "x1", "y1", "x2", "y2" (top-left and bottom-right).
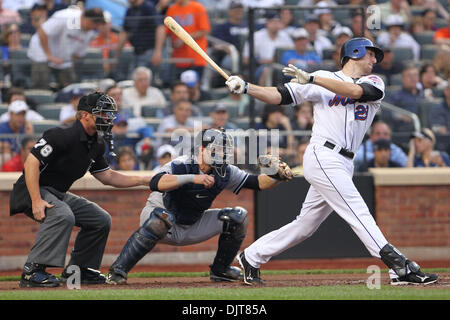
[
  {"x1": 211, "y1": 207, "x2": 249, "y2": 273},
  {"x1": 109, "y1": 208, "x2": 172, "y2": 277}
]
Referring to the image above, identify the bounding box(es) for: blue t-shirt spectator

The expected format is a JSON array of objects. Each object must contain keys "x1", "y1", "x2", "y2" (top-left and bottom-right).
[
  {"x1": 212, "y1": 22, "x2": 248, "y2": 51},
  {"x1": 0, "y1": 121, "x2": 25, "y2": 154}
]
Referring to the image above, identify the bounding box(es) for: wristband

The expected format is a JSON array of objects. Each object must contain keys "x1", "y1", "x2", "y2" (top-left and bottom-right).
[
  {"x1": 177, "y1": 174, "x2": 195, "y2": 186},
  {"x1": 309, "y1": 75, "x2": 315, "y2": 83},
  {"x1": 243, "y1": 82, "x2": 249, "y2": 94}
]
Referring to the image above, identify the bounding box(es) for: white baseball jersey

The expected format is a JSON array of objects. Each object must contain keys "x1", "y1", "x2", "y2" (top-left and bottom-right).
[{"x1": 284, "y1": 70, "x2": 385, "y2": 153}]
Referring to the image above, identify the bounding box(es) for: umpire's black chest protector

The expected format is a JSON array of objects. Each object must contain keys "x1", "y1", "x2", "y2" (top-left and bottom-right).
[{"x1": 163, "y1": 160, "x2": 231, "y2": 225}]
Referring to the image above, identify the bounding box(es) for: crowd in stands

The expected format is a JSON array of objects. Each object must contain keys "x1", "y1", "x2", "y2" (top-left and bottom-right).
[{"x1": 0, "y1": 0, "x2": 449, "y2": 173}]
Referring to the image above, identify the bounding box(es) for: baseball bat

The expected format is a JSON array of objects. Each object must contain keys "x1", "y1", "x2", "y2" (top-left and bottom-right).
[{"x1": 164, "y1": 16, "x2": 229, "y2": 80}]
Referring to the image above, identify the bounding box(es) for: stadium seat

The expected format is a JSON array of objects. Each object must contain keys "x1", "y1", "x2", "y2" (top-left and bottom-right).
[
  {"x1": 75, "y1": 48, "x2": 105, "y2": 81},
  {"x1": 0, "y1": 103, "x2": 8, "y2": 116},
  {"x1": 414, "y1": 32, "x2": 435, "y2": 45},
  {"x1": 419, "y1": 99, "x2": 443, "y2": 128},
  {"x1": 32, "y1": 120, "x2": 61, "y2": 134},
  {"x1": 208, "y1": 88, "x2": 229, "y2": 100},
  {"x1": 141, "y1": 105, "x2": 164, "y2": 117},
  {"x1": 37, "y1": 103, "x2": 67, "y2": 121},
  {"x1": 421, "y1": 45, "x2": 439, "y2": 60},
  {"x1": 25, "y1": 89, "x2": 55, "y2": 105},
  {"x1": 9, "y1": 49, "x2": 32, "y2": 88},
  {"x1": 392, "y1": 47, "x2": 414, "y2": 63},
  {"x1": 113, "y1": 47, "x2": 134, "y2": 81},
  {"x1": 322, "y1": 46, "x2": 336, "y2": 60}
]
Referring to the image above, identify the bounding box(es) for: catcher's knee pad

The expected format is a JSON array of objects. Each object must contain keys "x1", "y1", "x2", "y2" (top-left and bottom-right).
[
  {"x1": 110, "y1": 208, "x2": 173, "y2": 275},
  {"x1": 218, "y1": 206, "x2": 248, "y2": 240}
]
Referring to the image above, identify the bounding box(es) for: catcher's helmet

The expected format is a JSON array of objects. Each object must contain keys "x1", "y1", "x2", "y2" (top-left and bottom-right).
[
  {"x1": 195, "y1": 127, "x2": 234, "y2": 178},
  {"x1": 340, "y1": 37, "x2": 384, "y2": 67}
]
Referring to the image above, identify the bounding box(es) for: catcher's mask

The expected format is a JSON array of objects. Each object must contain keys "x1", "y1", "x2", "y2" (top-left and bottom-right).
[
  {"x1": 195, "y1": 128, "x2": 234, "y2": 178},
  {"x1": 78, "y1": 92, "x2": 117, "y2": 134}
]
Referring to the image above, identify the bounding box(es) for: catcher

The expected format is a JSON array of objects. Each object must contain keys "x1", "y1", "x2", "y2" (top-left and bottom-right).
[{"x1": 106, "y1": 127, "x2": 292, "y2": 284}]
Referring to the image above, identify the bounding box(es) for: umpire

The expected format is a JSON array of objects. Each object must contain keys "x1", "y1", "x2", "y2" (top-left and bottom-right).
[{"x1": 9, "y1": 92, "x2": 152, "y2": 288}]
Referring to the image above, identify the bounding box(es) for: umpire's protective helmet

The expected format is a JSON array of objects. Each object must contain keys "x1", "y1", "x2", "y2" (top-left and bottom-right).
[
  {"x1": 340, "y1": 37, "x2": 384, "y2": 67},
  {"x1": 78, "y1": 92, "x2": 117, "y2": 133},
  {"x1": 194, "y1": 127, "x2": 234, "y2": 178}
]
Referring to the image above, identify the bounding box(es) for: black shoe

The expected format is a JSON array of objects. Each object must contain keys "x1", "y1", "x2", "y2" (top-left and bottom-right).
[
  {"x1": 209, "y1": 265, "x2": 243, "y2": 282},
  {"x1": 237, "y1": 251, "x2": 264, "y2": 286},
  {"x1": 391, "y1": 271, "x2": 439, "y2": 285},
  {"x1": 19, "y1": 263, "x2": 60, "y2": 288},
  {"x1": 60, "y1": 266, "x2": 106, "y2": 285},
  {"x1": 106, "y1": 268, "x2": 128, "y2": 285}
]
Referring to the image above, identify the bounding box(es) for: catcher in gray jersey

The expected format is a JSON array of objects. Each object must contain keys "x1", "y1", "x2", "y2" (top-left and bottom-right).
[{"x1": 106, "y1": 128, "x2": 293, "y2": 284}]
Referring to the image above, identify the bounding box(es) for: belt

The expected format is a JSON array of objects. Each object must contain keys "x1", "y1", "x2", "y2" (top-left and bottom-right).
[{"x1": 324, "y1": 141, "x2": 355, "y2": 159}]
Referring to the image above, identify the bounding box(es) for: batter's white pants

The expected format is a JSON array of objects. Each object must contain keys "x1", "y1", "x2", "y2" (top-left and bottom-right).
[{"x1": 244, "y1": 141, "x2": 389, "y2": 268}]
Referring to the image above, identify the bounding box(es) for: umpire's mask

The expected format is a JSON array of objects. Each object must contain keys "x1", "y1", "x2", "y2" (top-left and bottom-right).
[
  {"x1": 197, "y1": 128, "x2": 234, "y2": 178},
  {"x1": 78, "y1": 92, "x2": 118, "y2": 134}
]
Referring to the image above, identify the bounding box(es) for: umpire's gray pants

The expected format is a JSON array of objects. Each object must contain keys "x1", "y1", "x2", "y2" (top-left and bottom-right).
[{"x1": 26, "y1": 187, "x2": 111, "y2": 269}]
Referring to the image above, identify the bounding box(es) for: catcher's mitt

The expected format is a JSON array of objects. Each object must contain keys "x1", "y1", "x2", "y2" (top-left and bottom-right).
[{"x1": 258, "y1": 154, "x2": 293, "y2": 182}]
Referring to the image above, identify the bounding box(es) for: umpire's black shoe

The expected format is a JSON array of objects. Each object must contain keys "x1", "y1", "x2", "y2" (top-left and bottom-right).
[
  {"x1": 209, "y1": 265, "x2": 243, "y2": 282},
  {"x1": 19, "y1": 263, "x2": 60, "y2": 288},
  {"x1": 60, "y1": 266, "x2": 106, "y2": 285},
  {"x1": 237, "y1": 251, "x2": 264, "y2": 286}
]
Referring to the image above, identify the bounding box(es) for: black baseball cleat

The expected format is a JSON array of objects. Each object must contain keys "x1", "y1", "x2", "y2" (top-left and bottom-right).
[
  {"x1": 391, "y1": 271, "x2": 439, "y2": 286},
  {"x1": 237, "y1": 251, "x2": 264, "y2": 286},
  {"x1": 209, "y1": 265, "x2": 243, "y2": 282},
  {"x1": 106, "y1": 269, "x2": 128, "y2": 285},
  {"x1": 19, "y1": 263, "x2": 60, "y2": 288},
  {"x1": 60, "y1": 266, "x2": 106, "y2": 285}
]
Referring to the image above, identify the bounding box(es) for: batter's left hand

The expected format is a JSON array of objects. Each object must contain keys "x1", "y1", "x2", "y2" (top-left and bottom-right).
[{"x1": 282, "y1": 64, "x2": 313, "y2": 84}]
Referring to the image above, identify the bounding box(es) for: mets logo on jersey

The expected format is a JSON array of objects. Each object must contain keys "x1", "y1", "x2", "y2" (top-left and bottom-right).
[{"x1": 328, "y1": 95, "x2": 369, "y2": 121}]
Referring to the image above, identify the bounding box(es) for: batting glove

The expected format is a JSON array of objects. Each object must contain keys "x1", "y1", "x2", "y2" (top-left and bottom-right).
[
  {"x1": 225, "y1": 75, "x2": 248, "y2": 94},
  {"x1": 282, "y1": 64, "x2": 315, "y2": 84}
]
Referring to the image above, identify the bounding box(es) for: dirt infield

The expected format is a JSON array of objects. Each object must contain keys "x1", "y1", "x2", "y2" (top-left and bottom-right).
[{"x1": 1, "y1": 258, "x2": 449, "y2": 291}]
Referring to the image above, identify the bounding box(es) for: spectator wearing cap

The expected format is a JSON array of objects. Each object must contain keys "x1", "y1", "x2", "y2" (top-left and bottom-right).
[
  {"x1": 122, "y1": 66, "x2": 167, "y2": 117},
  {"x1": 357, "y1": 138, "x2": 402, "y2": 172},
  {"x1": 332, "y1": 26, "x2": 353, "y2": 48},
  {"x1": 407, "y1": 128, "x2": 450, "y2": 167},
  {"x1": 314, "y1": 1, "x2": 342, "y2": 38},
  {"x1": 1, "y1": 135, "x2": 36, "y2": 172},
  {"x1": 372, "y1": 46, "x2": 405, "y2": 86},
  {"x1": 208, "y1": 103, "x2": 238, "y2": 130},
  {"x1": 384, "y1": 65, "x2": 425, "y2": 131},
  {"x1": 281, "y1": 28, "x2": 322, "y2": 70},
  {"x1": 303, "y1": 13, "x2": 333, "y2": 58},
  {"x1": 59, "y1": 88, "x2": 87, "y2": 124},
  {"x1": 180, "y1": 69, "x2": 211, "y2": 103},
  {"x1": 0, "y1": 87, "x2": 44, "y2": 123},
  {"x1": 376, "y1": 14, "x2": 420, "y2": 60},
  {"x1": 115, "y1": 146, "x2": 138, "y2": 171},
  {"x1": 0, "y1": 100, "x2": 34, "y2": 154},
  {"x1": 355, "y1": 121, "x2": 408, "y2": 171},
  {"x1": 20, "y1": 3, "x2": 47, "y2": 35},
  {"x1": 379, "y1": 0, "x2": 411, "y2": 26},
  {"x1": 210, "y1": 1, "x2": 248, "y2": 80},
  {"x1": 428, "y1": 81, "x2": 450, "y2": 134},
  {"x1": 243, "y1": 11, "x2": 294, "y2": 85},
  {"x1": 27, "y1": 6, "x2": 107, "y2": 89},
  {"x1": 153, "y1": 144, "x2": 176, "y2": 171}
]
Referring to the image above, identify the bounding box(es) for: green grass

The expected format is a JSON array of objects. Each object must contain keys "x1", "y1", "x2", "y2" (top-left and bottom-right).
[
  {"x1": 0, "y1": 268, "x2": 448, "y2": 300},
  {"x1": 0, "y1": 285, "x2": 448, "y2": 300}
]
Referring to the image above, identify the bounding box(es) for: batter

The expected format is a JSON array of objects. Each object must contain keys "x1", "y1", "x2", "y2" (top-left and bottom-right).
[{"x1": 225, "y1": 37, "x2": 439, "y2": 286}]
